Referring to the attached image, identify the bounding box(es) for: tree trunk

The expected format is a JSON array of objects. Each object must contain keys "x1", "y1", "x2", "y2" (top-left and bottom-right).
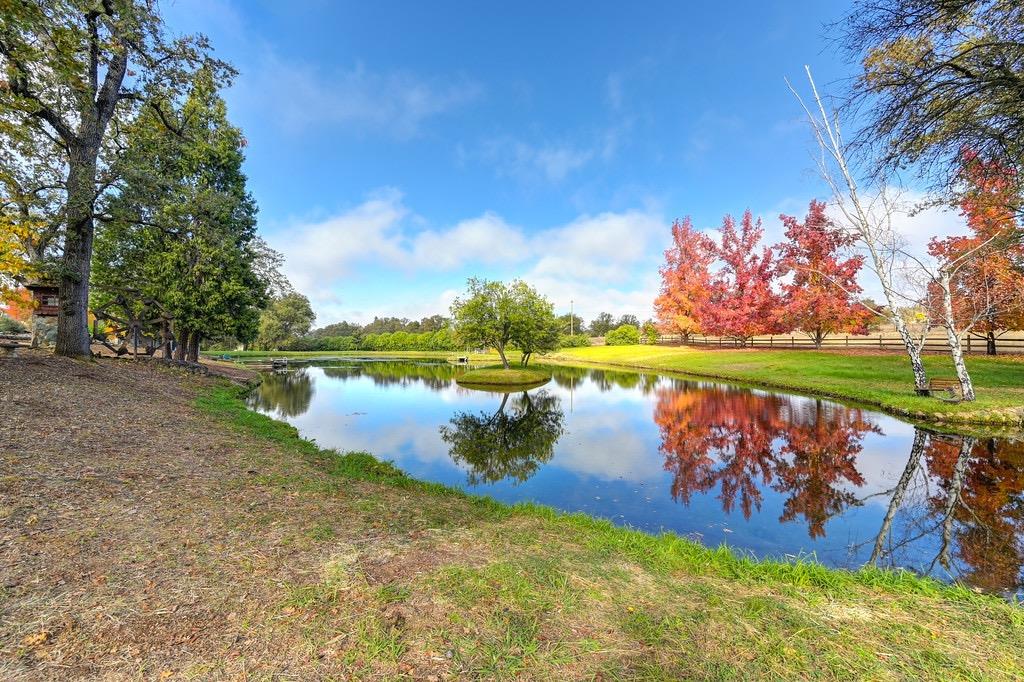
[
  {"x1": 986, "y1": 331, "x2": 997, "y2": 356},
  {"x1": 54, "y1": 150, "x2": 99, "y2": 358},
  {"x1": 496, "y1": 342, "x2": 510, "y2": 369},
  {"x1": 174, "y1": 328, "x2": 189, "y2": 362},
  {"x1": 813, "y1": 329, "x2": 824, "y2": 350},
  {"x1": 891, "y1": 314, "x2": 928, "y2": 393},
  {"x1": 187, "y1": 333, "x2": 201, "y2": 363},
  {"x1": 938, "y1": 272, "x2": 976, "y2": 401}
]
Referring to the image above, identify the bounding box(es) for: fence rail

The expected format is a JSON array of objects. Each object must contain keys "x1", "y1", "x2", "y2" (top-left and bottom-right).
[{"x1": 656, "y1": 333, "x2": 1024, "y2": 355}]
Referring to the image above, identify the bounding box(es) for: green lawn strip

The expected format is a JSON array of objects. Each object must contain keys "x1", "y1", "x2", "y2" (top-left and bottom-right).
[
  {"x1": 548, "y1": 346, "x2": 1024, "y2": 426},
  {"x1": 193, "y1": 381, "x2": 1024, "y2": 678}
]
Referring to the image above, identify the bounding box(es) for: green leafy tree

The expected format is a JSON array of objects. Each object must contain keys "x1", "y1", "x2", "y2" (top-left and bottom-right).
[
  {"x1": 589, "y1": 312, "x2": 615, "y2": 336},
  {"x1": 641, "y1": 319, "x2": 660, "y2": 344},
  {"x1": 605, "y1": 324, "x2": 640, "y2": 346},
  {"x1": 450, "y1": 278, "x2": 558, "y2": 368},
  {"x1": 256, "y1": 292, "x2": 316, "y2": 350},
  {"x1": 0, "y1": 0, "x2": 223, "y2": 356},
  {"x1": 617, "y1": 314, "x2": 640, "y2": 328},
  {"x1": 93, "y1": 68, "x2": 265, "y2": 361},
  {"x1": 509, "y1": 281, "x2": 560, "y2": 366}
]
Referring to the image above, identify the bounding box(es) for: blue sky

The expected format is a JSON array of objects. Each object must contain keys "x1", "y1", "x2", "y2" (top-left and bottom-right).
[{"x1": 161, "y1": 0, "x2": 958, "y2": 326}]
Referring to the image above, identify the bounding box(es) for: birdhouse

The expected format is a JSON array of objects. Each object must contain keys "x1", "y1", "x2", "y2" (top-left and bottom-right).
[{"x1": 25, "y1": 281, "x2": 60, "y2": 317}]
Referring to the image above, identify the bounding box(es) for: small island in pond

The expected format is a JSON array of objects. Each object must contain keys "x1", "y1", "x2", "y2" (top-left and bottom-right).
[{"x1": 456, "y1": 365, "x2": 551, "y2": 390}]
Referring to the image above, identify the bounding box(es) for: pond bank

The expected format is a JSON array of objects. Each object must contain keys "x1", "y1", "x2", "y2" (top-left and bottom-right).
[
  {"x1": 548, "y1": 345, "x2": 1024, "y2": 428},
  {"x1": 2, "y1": 350, "x2": 1020, "y2": 678}
]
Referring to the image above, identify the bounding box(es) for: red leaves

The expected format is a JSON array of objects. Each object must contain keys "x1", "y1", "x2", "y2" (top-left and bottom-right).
[
  {"x1": 775, "y1": 200, "x2": 871, "y2": 346},
  {"x1": 702, "y1": 210, "x2": 784, "y2": 343},
  {"x1": 655, "y1": 202, "x2": 871, "y2": 346}
]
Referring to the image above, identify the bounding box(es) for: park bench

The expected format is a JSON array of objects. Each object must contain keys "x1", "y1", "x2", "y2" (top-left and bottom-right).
[
  {"x1": 0, "y1": 342, "x2": 20, "y2": 357},
  {"x1": 928, "y1": 378, "x2": 963, "y2": 402}
]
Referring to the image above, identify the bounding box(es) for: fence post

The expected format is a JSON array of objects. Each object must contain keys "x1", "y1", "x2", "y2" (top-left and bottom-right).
[
  {"x1": 967, "y1": 335, "x2": 971, "y2": 354},
  {"x1": 845, "y1": 335, "x2": 849, "y2": 348},
  {"x1": 770, "y1": 336, "x2": 773, "y2": 347},
  {"x1": 791, "y1": 336, "x2": 794, "y2": 347},
  {"x1": 879, "y1": 334, "x2": 882, "y2": 348}
]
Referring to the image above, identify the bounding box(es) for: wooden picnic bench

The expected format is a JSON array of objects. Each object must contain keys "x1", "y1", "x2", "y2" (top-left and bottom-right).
[{"x1": 928, "y1": 378, "x2": 963, "y2": 402}]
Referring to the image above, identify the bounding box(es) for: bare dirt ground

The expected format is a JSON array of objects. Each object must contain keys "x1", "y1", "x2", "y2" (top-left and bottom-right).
[
  {"x1": 3, "y1": 350, "x2": 1022, "y2": 680},
  {"x1": 0, "y1": 351, "x2": 476, "y2": 680}
]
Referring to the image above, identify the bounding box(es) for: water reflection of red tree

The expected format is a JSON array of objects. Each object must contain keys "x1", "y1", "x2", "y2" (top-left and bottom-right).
[
  {"x1": 655, "y1": 385, "x2": 879, "y2": 537},
  {"x1": 924, "y1": 435, "x2": 1024, "y2": 592}
]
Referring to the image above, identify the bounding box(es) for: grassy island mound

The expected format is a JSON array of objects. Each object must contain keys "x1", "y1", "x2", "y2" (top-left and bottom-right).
[{"x1": 456, "y1": 365, "x2": 551, "y2": 390}]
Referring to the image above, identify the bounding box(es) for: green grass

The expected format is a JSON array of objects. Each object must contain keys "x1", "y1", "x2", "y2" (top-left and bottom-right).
[
  {"x1": 549, "y1": 345, "x2": 1024, "y2": 426},
  {"x1": 192, "y1": 380, "x2": 1024, "y2": 678},
  {"x1": 456, "y1": 364, "x2": 552, "y2": 389}
]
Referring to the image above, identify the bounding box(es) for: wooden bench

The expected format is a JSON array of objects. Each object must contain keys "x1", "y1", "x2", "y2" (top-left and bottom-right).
[
  {"x1": 928, "y1": 378, "x2": 963, "y2": 402},
  {"x1": 0, "y1": 342, "x2": 20, "y2": 357}
]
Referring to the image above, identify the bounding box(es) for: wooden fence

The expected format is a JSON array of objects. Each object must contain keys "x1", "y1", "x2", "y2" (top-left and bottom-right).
[{"x1": 656, "y1": 332, "x2": 1024, "y2": 355}]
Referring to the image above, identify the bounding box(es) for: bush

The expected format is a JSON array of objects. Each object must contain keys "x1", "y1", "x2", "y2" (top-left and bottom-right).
[
  {"x1": 0, "y1": 314, "x2": 28, "y2": 334},
  {"x1": 285, "y1": 330, "x2": 459, "y2": 352},
  {"x1": 558, "y1": 334, "x2": 592, "y2": 348},
  {"x1": 605, "y1": 324, "x2": 640, "y2": 346}
]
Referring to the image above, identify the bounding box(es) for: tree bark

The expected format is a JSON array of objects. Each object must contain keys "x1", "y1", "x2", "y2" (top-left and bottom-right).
[
  {"x1": 986, "y1": 330, "x2": 997, "y2": 355},
  {"x1": 892, "y1": 314, "x2": 929, "y2": 393},
  {"x1": 938, "y1": 272, "x2": 976, "y2": 401},
  {"x1": 496, "y1": 342, "x2": 510, "y2": 369},
  {"x1": 54, "y1": 148, "x2": 99, "y2": 358},
  {"x1": 187, "y1": 333, "x2": 200, "y2": 363},
  {"x1": 174, "y1": 328, "x2": 189, "y2": 362}
]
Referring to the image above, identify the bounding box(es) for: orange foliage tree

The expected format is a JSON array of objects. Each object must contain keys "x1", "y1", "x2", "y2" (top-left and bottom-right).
[
  {"x1": 928, "y1": 154, "x2": 1024, "y2": 355},
  {"x1": 653, "y1": 218, "x2": 716, "y2": 342}
]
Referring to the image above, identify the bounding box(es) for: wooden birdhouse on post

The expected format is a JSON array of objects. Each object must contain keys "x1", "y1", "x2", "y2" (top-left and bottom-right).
[{"x1": 25, "y1": 281, "x2": 60, "y2": 317}]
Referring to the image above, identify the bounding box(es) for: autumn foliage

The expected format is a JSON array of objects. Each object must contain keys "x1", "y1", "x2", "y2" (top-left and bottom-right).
[
  {"x1": 654, "y1": 382, "x2": 878, "y2": 538},
  {"x1": 655, "y1": 204, "x2": 870, "y2": 345},
  {"x1": 654, "y1": 218, "x2": 715, "y2": 342},
  {"x1": 775, "y1": 200, "x2": 871, "y2": 348},
  {"x1": 927, "y1": 154, "x2": 1024, "y2": 354}
]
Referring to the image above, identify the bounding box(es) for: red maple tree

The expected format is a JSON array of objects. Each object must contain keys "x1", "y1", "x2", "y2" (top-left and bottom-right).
[
  {"x1": 775, "y1": 200, "x2": 871, "y2": 348},
  {"x1": 654, "y1": 217, "x2": 716, "y2": 342},
  {"x1": 702, "y1": 210, "x2": 783, "y2": 344}
]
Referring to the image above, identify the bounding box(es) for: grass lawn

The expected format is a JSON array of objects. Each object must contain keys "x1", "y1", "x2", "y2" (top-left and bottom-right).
[
  {"x1": 548, "y1": 345, "x2": 1024, "y2": 427},
  {"x1": 193, "y1": 382, "x2": 1024, "y2": 679},
  {"x1": 456, "y1": 364, "x2": 551, "y2": 389}
]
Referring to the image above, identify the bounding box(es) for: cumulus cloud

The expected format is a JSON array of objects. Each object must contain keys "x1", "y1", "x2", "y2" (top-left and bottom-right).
[{"x1": 270, "y1": 191, "x2": 669, "y2": 325}]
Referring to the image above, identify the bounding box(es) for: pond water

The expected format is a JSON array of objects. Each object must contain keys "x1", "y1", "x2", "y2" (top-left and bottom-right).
[{"x1": 247, "y1": 358, "x2": 1024, "y2": 597}]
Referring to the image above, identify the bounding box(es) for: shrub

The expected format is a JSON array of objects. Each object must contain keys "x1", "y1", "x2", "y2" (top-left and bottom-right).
[
  {"x1": 605, "y1": 324, "x2": 640, "y2": 346},
  {"x1": 0, "y1": 314, "x2": 28, "y2": 334},
  {"x1": 558, "y1": 334, "x2": 592, "y2": 348}
]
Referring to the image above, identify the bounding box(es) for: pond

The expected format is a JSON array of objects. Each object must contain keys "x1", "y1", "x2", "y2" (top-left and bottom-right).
[{"x1": 247, "y1": 358, "x2": 1024, "y2": 597}]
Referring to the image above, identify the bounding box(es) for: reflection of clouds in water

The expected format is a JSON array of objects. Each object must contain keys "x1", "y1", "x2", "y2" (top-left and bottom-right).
[{"x1": 553, "y1": 412, "x2": 663, "y2": 482}]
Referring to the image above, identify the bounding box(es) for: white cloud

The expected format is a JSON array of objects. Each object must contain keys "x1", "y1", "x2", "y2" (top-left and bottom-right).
[
  {"x1": 237, "y1": 54, "x2": 482, "y2": 138},
  {"x1": 478, "y1": 137, "x2": 595, "y2": 183},
  {"x1": 270, "y1": 191, "x2": 668, "y2": 325}
]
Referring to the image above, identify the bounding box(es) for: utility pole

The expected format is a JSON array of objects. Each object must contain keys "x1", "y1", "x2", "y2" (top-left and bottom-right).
[{"x1": 570, "y1": 299, "x2": 574, "y2": 336}]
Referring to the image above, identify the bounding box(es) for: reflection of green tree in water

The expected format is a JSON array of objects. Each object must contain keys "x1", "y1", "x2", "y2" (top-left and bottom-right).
[
  {"x1": 249, "y1": 369, "x2": 315, "y2": 417},
  {"x1": 322, "y1": 361, "x2": 459, "y2": 390},
  {"x1": 440, "y1": 390, "x2": 565, "y2": 485}
]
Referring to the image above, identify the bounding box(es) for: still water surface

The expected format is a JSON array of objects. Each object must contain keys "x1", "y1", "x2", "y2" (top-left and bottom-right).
[{"x1": 247, "y1": 359, "x2": 1024, "y2": 596}]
